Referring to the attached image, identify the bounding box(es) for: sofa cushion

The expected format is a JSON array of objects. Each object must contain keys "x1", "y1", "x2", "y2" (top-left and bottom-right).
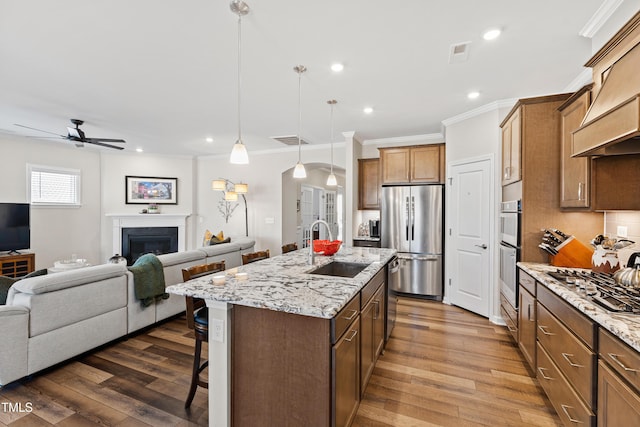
[
  {"x1": 12, "y1": 264, "x2": 127, "y2": 295},
  {"x1": 0, "y1": 276, "x2": 17, "y2": 305},
  {"x1": 157, "y1": 250, "x2": 205, "y2": 268},
  {"x1": 209, "y1": 236, "x2": 231, "y2": 245}
]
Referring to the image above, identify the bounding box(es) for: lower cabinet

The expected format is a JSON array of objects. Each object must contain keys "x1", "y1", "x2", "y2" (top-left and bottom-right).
[
  {"x1": 500, "y1": 292, "x2": 518, "y2": 342},
  {"x1": 333, "y1": 316, "x2": 360, "y2": 427},
  {"x1": 360, "y1": 283, "x2": 385, "y2": 393},
  {"x1": 598, "y1": 328, "x2": 640, "y2": 426},
  {"x1": 518, "y1": 284, "x2": 536, "y2": 370}
]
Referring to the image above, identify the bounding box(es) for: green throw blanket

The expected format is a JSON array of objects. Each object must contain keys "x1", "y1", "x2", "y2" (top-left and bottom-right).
[{"x1": 128, "y1": 254, "x2": 169, "y2": 308}]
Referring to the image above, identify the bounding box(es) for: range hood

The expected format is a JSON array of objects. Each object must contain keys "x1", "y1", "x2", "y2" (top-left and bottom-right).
[{"x1": 572, "y1": 40, "x2": 640, "y2": 157}]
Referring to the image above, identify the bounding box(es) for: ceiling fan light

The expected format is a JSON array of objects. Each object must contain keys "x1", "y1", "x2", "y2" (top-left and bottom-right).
[
  {"x1": 230, "y1": 140, "x2": 249, "y2": 164},
  {"x1": 293, "y1": 161, "x2": 307, "y2": 179},
  {"x1": 234, "y1": 182, "x2": 248, "y2": 193},
  {"x1": 225, "y1": 191, "x2": 239, "y2": 201},
  {"x1": 212, "y1": 179, "x2": 227, "y2": 191},
  {"x1": 326, "y1": 173, "x2": 337, "y2": 186}
]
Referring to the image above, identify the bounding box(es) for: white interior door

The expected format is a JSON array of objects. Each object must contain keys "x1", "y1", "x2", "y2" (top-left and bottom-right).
[{"x1": 447, "y1": 157, "x2": 493, "y2": 317}]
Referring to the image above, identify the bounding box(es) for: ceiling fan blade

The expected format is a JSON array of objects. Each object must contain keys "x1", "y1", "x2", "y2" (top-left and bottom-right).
[
  {"x1": 14, "y1": 123, "x2": 64, "y2": 137},
  {"x1": 84, "y1": 137, "x2": 126, "y2": 143},
  {"x1": 85, "y1": 140, "x2": 125, "y2": 150}
]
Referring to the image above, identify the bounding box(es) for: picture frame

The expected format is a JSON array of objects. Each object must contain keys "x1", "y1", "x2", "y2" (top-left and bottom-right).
[{"x1": 125, "y1": 176, "x2": 178, "y2": 204}]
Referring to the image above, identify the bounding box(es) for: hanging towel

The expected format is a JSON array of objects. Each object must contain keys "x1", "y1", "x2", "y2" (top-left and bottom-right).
[{"x1": 128, "y1": 253, "x2": 169, "y2": 307}]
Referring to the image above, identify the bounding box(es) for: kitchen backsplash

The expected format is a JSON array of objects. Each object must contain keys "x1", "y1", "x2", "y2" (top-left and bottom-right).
[{"x1": 604, "y1": 211, "x2": 640, "y2": 266}]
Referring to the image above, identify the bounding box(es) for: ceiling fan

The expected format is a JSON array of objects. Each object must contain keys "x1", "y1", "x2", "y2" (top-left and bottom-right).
[{"x1": 14, "y1": 119, "x2": 126, "y2": 150}]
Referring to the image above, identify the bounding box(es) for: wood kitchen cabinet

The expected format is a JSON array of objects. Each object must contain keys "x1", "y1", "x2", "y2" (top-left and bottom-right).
[
  {"x1": 501, "y1": 108, "x2": 521, "y2": 185},
  {"x1": 598, "y1": 329, "x2": 640, "y2": 426},
  {"x1": 333, "y1": 315, "x2": 360, "y2": 427},
  {"x1": 379, "y1": 144, "x2": 445, "y2": 185},
  {"x1": 517, "y1": 271, "x2": 536, "y2": 370},
  {"x1": 536, "y1": 283, "x2": 597, "y2": 426},
  {"x1": 360, "y1": 280, "x2": 385, "y2": 394},
  {"x1": 358, "y1": 158, "x2": 380, "y2": 210},
  {"x1": 559, "y1": 85, "x2": 593, "y2": 209},
  {"x1": 501, "y1": 94, "x2": 603, "y2": 264}
]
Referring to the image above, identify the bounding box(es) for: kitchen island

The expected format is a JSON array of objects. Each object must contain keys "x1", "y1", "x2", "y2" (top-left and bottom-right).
[{"x1": 167, "y1": 246, "x2": 396, "y2": 427}]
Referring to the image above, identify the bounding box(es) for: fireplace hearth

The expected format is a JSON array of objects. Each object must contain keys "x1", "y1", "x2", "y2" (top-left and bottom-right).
[{"x1": 122, "y1": 227, "x2": 178, "y2": 265}]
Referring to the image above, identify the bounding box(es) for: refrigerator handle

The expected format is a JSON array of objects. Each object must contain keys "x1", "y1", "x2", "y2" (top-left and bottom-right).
[
  {"x1": 411, "y1": 196, "x2": 415, "y2": 240},
  {"x1": 405, "y1": 196, "x2": 410, "y2": 241}
]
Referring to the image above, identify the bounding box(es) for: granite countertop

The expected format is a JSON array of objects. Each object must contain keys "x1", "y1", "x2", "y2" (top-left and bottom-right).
[
  {"x1": 353, "y1": 236, "x2": 381, "y2": 241},
  {"x1": 167, "y1": 246, "x2": 397, "y2": 319},
  {"x1": 519, "y1": 262, "x2": 640, "y2": 353}
]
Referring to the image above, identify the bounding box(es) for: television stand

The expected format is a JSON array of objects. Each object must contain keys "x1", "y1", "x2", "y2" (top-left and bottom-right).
[{"x1": 0, "y1": 252, "x2": 35, "y2": 278}]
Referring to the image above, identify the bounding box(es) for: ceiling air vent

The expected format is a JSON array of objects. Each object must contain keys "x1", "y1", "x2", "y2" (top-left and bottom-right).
[
  {"x1": 271, "y1": 135, "x2": 309, "y2": 145},
  {"x1": 449, "y1": 41, "x2": 471, "y2": 64}
]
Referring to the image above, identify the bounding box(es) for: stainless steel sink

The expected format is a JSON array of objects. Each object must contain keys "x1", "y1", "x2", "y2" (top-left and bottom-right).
[{"x1": 308, "y1": 261, "x2": 368, "y2": 278}]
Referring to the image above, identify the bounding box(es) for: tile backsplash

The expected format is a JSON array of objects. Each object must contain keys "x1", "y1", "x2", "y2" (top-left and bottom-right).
[{"x1": 604, "y1": 211, "x2": 640, "y2": 267}]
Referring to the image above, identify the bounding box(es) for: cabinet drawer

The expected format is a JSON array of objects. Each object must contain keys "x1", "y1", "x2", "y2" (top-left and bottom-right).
[
  {"x1": 599, "y1": 328, "x2": 640, "y2": 393},
  {"x1": 537, "y1": 343, "x2": 595, "y2": 426},
  {"x1": 361, "y1": 268, "x2": 385, "y2": 308},
  {"x1": 537, "y1": 284, "x2": 596, "y2": 348},
  {"x1": 500, "y1": 305, "x2": 518, "y2": 342},
  {"x1": 500, "y1": 293, "x2": 518, "y2": 325},
  {"x1": 537, "y1": 302, "x2": 596, "y2": 408},
  {"x1": 519, "y1": 270, "x2": 536, "y2": 295},
  {"x1": 332, "y1": 295, "x2": 360, "y2": 344}
]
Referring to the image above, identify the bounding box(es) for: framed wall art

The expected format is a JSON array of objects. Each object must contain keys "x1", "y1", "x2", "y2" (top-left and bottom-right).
[{"x1": 125, "y1": 176, "x2": 178, "y2": 204}]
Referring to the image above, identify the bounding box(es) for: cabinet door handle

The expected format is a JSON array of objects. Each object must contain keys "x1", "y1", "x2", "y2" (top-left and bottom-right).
[
  {"x1": 527, "y1": 304, "x2": 531, "y2": 321},
  {"x1": 504, "y1": 166, "x2": 511, "y2": 180},
  {"x1": 608, "y1": 353, "x2": 640, "y2": 372},
  {"x1": 343, "y1": 310, "x2": 358, "y2": 321},
  {"x1": 373, "y1": 300, "x2": 380, "y2": 320},
  {"x1": 560, "y1": 404, "x2": 583, "y2": 424},
  {"x1": 577, "y1": 182, "x2": 584, "y2": 201},
  {"x1": 537, "y1": 325, "x2": 555, "y2": 336},
  {"x1": 344, "y1": 329, "x2": 358, "y2": 342},
  {"x1": 537, "y1": 367, "x2": 554, "y2": 380},
  {"x1": 561, "y1": 353, "x2": 584, "y2": 368}
]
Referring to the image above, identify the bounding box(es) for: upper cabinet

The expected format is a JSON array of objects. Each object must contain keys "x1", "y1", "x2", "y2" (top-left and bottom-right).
[
  {"x1": 358, "y1": 158, "x2": 380, "y2": 210},
  {"x1": 501, "y1": 108, "x2": 521, "y2": 186},
  {"x1": 559, "y1": 85, "x2": 593, "y2": 209},
  {"x1": 379, "y1": 144, "x2": 445, "y2": 185}
]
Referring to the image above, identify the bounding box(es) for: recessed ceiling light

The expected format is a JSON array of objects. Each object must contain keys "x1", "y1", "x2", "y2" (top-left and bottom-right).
[
  {"x1": 206, "y1": 137, "x2": 214, "y2": 143},
  {"x1": 136, "y1": 148, "x2": 143, "y2": 153},
  {"x1": 467, "y1": 91, "x2": 480, "y2": 99},
  {"x1": 483, "y1": 28, "x2": 501, "y2": 40},
  {"x1": 331, "y1": 63, "x2": 344, "y2": 72},
  {"x1": 363, "y1": 107, "x2": 373, "y2": 114}
]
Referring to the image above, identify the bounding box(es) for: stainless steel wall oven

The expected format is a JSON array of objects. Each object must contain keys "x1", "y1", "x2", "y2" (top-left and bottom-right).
[{"x1": 499, "y1": 200, "x2": 521, "y2": 307}]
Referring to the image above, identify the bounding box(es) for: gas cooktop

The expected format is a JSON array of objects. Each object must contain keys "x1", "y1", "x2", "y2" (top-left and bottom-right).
[{"x1": 547, "y1": 269, "x2": 640, "y2": 314}]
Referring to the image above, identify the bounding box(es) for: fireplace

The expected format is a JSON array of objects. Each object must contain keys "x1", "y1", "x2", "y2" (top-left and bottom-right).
[
  {"x1": 108, "y1": 213, "x2": 189, "y2": 265},
  {"x1": 122, "y1": 227, "x2": 178, "y2": 265}
]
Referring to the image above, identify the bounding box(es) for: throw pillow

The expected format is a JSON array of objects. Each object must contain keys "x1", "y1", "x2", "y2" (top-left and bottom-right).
[
  {"x1": 24, "y1": 268, "x2": 48, "y2": 279},
  {"x1": 216, "y1": 230, "x2": 225, "y2": 241},
  {"x1": 203, "y1": 229, "x2": 213, "y2": 246},
  {"x1": 209, "y1": 237, "x2": 231, "y2": 245},
  {"x1": 0, "y1": 276, "x2": 18, "y2": 305}
]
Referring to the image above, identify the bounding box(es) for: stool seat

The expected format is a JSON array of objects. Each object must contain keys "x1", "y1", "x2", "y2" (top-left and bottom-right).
[{"x1": 194, "y1": 308, "x2": 208, "y2": 326}]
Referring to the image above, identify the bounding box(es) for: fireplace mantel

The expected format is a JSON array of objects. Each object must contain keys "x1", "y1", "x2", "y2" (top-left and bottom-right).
[{"x1": 107, "y1": 213, "x2": 190, "y2": 256}]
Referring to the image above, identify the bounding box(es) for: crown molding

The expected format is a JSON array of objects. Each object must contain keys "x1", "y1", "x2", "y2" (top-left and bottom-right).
[
  {"x1": 441, "y1": 99, "x2": 518, "y2": 127},
  {"x1": 361, "y1": 133, "x2": 444, "y2": 146},
  {"x1": 563, "y1": 68, "x2": 593, "y2": 92},
  {"x1": 579, "y1": 0, "x2": 624, "y2": 38}
]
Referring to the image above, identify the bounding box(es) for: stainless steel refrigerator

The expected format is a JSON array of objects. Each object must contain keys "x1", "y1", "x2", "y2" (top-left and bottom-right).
[{"x1": 381, "y1": 184, "x2": 443, "y2": 299}]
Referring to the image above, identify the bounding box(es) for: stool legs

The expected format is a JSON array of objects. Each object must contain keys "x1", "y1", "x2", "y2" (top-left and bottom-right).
[{"x1": 185, "y1": 335, "x2": 209, "y2": 408}]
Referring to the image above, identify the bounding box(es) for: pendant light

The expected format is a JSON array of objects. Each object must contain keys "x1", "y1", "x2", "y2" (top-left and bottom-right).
[
  {"x1": 293, "y1": 65, "x2": 307, "y2": 178},
  {"x1": 326, "y1": 99, "x2": 337, "y2": 186},
  {"x1": 229, "y1": 0, "x2": 250, "y2": 164}
]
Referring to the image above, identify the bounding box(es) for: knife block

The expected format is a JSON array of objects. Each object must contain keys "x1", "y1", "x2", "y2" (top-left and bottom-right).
[{"x1": 550, "y1": 236, "x2": 593, "y2": 269}]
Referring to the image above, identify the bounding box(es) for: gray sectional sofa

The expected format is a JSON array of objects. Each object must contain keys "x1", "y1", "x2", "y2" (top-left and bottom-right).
[{"x1": 0, "y1": 237, "x2": 255, "y2": 387}]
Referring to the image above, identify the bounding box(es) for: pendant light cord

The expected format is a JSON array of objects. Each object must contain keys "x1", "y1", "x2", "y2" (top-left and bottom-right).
[
  {"x1": 330, "y1": 102, "x2": 334, "y2": 174},
  {"x1": 297, "y1": 69, "x2": 302, "y2": 160},
  {"x1": 237, "y1": 14, "x2": 242, "y2": 142}
]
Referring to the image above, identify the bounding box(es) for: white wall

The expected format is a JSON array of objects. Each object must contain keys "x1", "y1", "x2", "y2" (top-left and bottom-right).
[
  {"x1": 442, "y1": 103, "x2": 513, "y2": 322},
  {"x1": 100, "y1": 152, "x2": 196, "y2": 261},
  {"x1": 196, "y1": 144, "x2": 345, "y2": 254},
  {"x1": 0, "y1": 137, "x2": 102, "y2": 269}
]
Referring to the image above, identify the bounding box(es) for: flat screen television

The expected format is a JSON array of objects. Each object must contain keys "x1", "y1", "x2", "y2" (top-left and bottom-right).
[{"x1": 0, "y1": 203, "x2": 30, "y2": 253}]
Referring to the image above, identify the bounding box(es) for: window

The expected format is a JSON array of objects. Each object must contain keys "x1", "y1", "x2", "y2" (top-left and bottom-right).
[{"x1": 28, "y1": 164, "x2": 81, "y2": 206}]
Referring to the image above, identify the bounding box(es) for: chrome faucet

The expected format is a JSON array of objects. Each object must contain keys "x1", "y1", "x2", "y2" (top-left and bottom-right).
[{"x1": 309, "y1": 220, "x2": 333, "y2": 265}]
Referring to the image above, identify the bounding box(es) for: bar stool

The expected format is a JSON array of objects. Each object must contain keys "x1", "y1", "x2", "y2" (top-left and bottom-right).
[
  {"x1": 281, "y1": 242, "x2": 298, "y2": 254},
  {"x1": 181, "y1": 260, "x2": 225, "y2": 408},
  {"x1": 241, "y1": 249, "x2": 270, "y2": 265}
]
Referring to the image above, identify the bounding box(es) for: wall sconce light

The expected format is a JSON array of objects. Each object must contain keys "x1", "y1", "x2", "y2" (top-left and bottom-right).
[{"x1": 212, "y1": 178, "x2": 249, "y2": 236}]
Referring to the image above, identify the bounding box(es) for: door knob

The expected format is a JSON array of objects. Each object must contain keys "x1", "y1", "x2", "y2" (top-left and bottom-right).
[{"x1": 475, "y1": 244, "x2": 488, "y2": 249}]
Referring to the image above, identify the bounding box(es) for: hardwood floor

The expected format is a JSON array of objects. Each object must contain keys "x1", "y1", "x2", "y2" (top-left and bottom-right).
[{"x1": 0, "y1": 298, "x2": 560, "y2": 426}]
